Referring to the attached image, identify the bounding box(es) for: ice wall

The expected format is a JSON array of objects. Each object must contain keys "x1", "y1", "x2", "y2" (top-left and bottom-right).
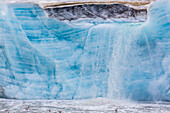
[{"x1": 0, "y1": 0, "x2": 169, "y2": 101}]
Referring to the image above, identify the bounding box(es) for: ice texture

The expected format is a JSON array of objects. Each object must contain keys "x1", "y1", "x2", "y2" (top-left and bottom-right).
[{"x1": 0, "y1": 0, "x2": 169, "y2": 101}]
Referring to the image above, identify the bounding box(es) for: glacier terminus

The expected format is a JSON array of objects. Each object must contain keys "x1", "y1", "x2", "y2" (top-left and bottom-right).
[{"x1": 0, "y1": 0, "x2": 169, "y2": 102}]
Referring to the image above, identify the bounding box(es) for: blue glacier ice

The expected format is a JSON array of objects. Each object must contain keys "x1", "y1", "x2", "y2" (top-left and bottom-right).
[{"x1": 0, "y1": 1, "x2": 169, "y2": 101}]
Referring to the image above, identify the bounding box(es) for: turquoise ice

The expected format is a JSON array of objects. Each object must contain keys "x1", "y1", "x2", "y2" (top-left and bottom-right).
[{"x1": 0, "y1": 1, "x2": 169, "y2": 101}]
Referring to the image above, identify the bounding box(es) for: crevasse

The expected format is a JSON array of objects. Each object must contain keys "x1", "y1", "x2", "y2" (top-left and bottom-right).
[{"x1": 0, "y1": 1, "x2": 169, "y2": 101}]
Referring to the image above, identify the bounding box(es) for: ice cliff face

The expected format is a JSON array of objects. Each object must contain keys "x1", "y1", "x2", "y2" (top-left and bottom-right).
[{"x1": 0, "y1": 0, "x2": 169, "y2": 101}]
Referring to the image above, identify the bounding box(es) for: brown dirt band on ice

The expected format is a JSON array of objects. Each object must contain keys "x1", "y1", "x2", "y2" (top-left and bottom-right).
[{"x1": 42, "y1": 1, "x2": 151, "y2": 9}]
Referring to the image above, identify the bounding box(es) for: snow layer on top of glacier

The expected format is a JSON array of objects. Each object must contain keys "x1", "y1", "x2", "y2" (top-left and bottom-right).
[
  {"x1": 0, "y1": 0, "x2": 152, "y2": 3},
  {"x1": 0, "y1": 0, "x2": 152, "y2": 11}
]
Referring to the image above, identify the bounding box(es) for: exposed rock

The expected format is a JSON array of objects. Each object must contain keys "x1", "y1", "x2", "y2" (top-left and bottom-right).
[{"x1": 45, "y1": 3, "x2": 147, "y2": 22}]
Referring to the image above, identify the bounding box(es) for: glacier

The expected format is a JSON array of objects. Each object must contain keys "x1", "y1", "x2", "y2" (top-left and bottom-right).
[{"x1": 0, "y1": 0, "x2": 169, "y2": 101}]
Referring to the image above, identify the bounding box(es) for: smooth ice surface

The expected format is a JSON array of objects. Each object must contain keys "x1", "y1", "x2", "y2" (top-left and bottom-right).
[{"x1": 0, "y1": 0, "x2": 169, "y2": 101}]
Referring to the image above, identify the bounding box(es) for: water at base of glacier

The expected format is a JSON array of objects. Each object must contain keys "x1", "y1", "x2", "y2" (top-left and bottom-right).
[
  {"x1": 0, "y1": 98, "x2": 170, "y2": 113},
  {"x1": 0, "y1": 0, "x2": 169, "y2": 101}
]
